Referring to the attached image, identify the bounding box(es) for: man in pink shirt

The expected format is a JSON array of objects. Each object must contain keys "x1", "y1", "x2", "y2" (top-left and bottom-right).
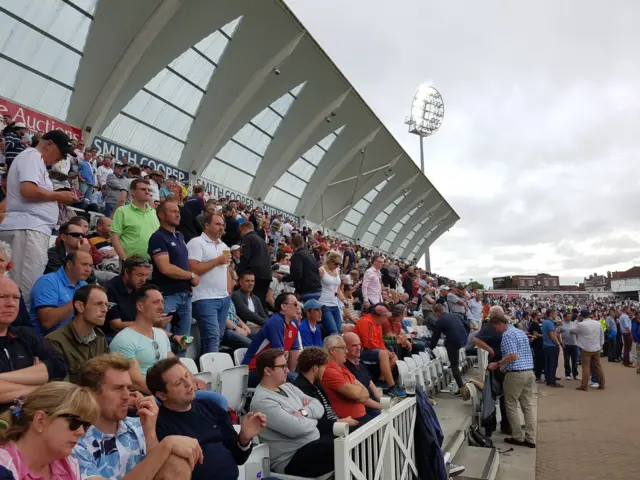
[{"x1": 362, "y1": 255, "x2": 383, "y2": 310}]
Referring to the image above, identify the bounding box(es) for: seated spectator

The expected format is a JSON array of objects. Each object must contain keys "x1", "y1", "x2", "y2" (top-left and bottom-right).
[
  {"x1": 148, "y1": 357, "x2": 267, "y2": 480},
  {"x1": 353, "y1": 303, "x2": 406, "y2": 398},
  {"x1": 385, "y1": 305, "x2": 425, "y2": 358},
  {"x1": 0, "y1": 276, "x2": 67, "y2": 410},
  {"x1": 242, "y1": 293, "x2": 301, "y2": 387},
  {"x1": 250, "y1": 349, "x2": 334, "y2": 477},
  {"x1": 30, "y1": 251, "x2": 93, "y2": 335},
  {"x1": 109, "y1": 285, "x2": 226, "y2": 408},
  {"x1": 111, "y1": 177, "x2": 160, "y2": 259},
  {"x1": 298, "y1": 299, "x2": 323, "y2": 348},
  {"x1": 105, "y1": 255, "x2": 156, "y2": 338},
  {"x1": 0, "y1": 382, "x2": 98, "y2": 480},
  {"x1": 187, "y1": 212, "x2": 232, "y2": 354},
  {"x1": 149, "y1": 200, "x2": 199, "y2": 345},
  {"x1": 231, "y1": 271, "x2": 268, "y2": 327},
  {"x1": 221, "y1": 301, "x2": 253, "y2": 349},
  {"x1": 88, "y1": 216, "x2": 118, "y2": 261},
  {"x1": 230, "y1": 244, "x2": 241, "y2": 268},
  {"x1": 343, "y1": 332, "x2": 383, "y2": 417},
  {"x1": 73, "y1": 354, "x2": 201, "y2": 480},
  {"x1": 0, "y1": 241, "x2": 29, "y2": 327},
  {"x1": 430, "y1": 303, "x2": 469, "y2": 393},
  {"x1": 321, "y1": 335, "x2": 378, "y2": 426},
  {"x1": 293, "y1": 347, "x2": 358, "y2": 435},
  {"x1": 46, "y1": 285, "x2": 110, "y2": 384}
]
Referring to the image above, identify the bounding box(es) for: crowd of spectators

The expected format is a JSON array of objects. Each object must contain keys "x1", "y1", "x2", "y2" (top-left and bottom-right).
[{"x1": 0, "y1": 125, "x2": 454, "y2": 479}]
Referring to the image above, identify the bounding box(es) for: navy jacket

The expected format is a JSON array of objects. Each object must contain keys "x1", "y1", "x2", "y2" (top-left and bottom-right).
[{"x1": 429, "y1": 312, "x2": 469, "y2": 350}]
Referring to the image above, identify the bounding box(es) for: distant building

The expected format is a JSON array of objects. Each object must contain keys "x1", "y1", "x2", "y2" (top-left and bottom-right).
[
  {"x1": 492, "y1": 273, "x2": 560, "y2": 290},
  {"x1": 583, "y1": 272, "x2": 611, "y2": 291},
  {"x1": 610, "y1": 266, "x2": 640, "y2": 299}
]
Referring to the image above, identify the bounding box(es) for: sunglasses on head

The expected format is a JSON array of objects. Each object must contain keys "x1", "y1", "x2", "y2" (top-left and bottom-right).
[{"x1": 59, "y1": 414, "x2": 91, "y2": 432}]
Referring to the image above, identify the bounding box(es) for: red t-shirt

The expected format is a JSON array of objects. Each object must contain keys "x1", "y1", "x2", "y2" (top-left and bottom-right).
[{"x1": 321, "y1": 362, "x2": 366, "y2": 419}]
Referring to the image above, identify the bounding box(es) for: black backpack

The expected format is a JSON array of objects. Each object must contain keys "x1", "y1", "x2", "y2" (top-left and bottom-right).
[{"x1": 467, "y1": 424, "x2": 494, "y2": 449}]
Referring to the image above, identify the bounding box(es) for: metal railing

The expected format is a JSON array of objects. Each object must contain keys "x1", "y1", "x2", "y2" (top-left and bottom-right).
[{"x1": 334, "y1": 397, "x2": 418, "y2": 480}]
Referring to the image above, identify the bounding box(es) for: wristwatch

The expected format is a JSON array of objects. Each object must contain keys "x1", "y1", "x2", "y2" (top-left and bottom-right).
[{"x1": 300, "y1": 408, "x2": 309, "y2": 417}]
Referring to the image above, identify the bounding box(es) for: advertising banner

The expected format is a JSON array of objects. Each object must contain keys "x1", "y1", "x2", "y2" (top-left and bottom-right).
[{"x1": 0, "y1": 96, "x2": 83, "y2": 141}]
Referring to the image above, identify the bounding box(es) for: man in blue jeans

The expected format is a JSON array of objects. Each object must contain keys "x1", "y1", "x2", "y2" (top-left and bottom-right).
[
  {"x1": 541, "y1": 309, "x2": 563, "y2": 387},
  {"x1": 187, "y1": 212, "x2": 232, "y2": 353},
  {"x1": 148, "y1": 200, "x2": 199, "y2": 354}
]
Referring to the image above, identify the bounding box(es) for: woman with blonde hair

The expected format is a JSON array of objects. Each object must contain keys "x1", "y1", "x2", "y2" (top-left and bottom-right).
[
  {"x1": 317, "y1": 250, "x2": 344, "y2": 336},
  {"x1": 0, "y1": 382, "x2": 98, "y2": 479}
]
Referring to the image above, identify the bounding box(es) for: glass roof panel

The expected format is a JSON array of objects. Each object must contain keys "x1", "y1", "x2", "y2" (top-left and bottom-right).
[
  {"x1": 122, "y1": 90, "x2": 193, "y2": 140},
  {"x1": 374, "y1": 211, "x2": 388, "y2": 224},
  {"x1": 145, "y1": 69, "x2": 204, "y2": 115},
  {"x1": 368, "y1": 222, "x2": 381, "y2": 235},
  {"x1": 264, "y1": 188, "x2": 299, "y2": 214},
  {"x1": 361, "y1": 232, "x2": 375, "y2": 246},
  {"x1": 66, "y1": 0, "x2": 98, "y2": 15},
  {"x1": 380, "y1": 240, "x2": 391, "y2": 252},
  {"x1": 338, "y1": 221, "x2": 356, "y2": 238},
  {"x1": 387, "y1": 231, "x2": 397, "y2": 243},
  {"x1": 233, "y1": 124, "x2": 271, "y2": 156},
  {"x1": 288, "y1": 158, "x2": 315, "y2": 181},
  {"x1": 103, "y1": 114, "x2": 184, "y2": 165},
  {"x1": 202, "y1": 159, "x2": 253, "y2": 192},
  {"x1": 352, "y1": 198, "x2": 370, "y2": 214},
  {"x1": 275, "y1": 173, "x2": 306, "y2": 197},
  {"x1": 345, "y1": 210, "x2": 363, "y2": 225},
  {"x1": 168, "y1": 49, "x2": 216, "y2": 90},
  {"x1": 0, "y1": 57, "x2": 72, "y2": 119},
  {"x1": 195, "y1": 29, "x2": 232, "y2": 64},
  {"x1": 303, "y1": 145, "x2": 327, "y2": 166},
  {"x1": 251, "y1": 107, "x2": 285, "y2": 136},
  {"x1": 290, "y1": 83, "x2": 305, "y2": 97},
  {"x1": 216, "y1": 141, "x2": 261, "y2": 175},
  {"x1": 270, "y1": 92, "x2": 297, "y2": 116},
  {"x1": 221, "y1": 17, "x2": 242, "y2": 37}
]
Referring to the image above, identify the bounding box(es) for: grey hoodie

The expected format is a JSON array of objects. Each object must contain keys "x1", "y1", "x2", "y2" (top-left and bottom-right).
[{"x1": 250, "y1": 382, "x2": 324, "y2": 473}]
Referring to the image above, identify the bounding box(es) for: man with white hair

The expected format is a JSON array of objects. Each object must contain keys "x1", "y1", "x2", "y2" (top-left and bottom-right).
[
  {"x1": 473, "y1": 305, "x2": 511, "y2": 435},
  {"x1": 467, "y1": 293, "x2": 484, "y2": 330}
]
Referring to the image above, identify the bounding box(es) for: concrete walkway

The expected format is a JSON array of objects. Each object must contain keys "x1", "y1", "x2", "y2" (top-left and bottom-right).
[{"x1": 536, "y1": 356, "x2": 640, "y2": 479}]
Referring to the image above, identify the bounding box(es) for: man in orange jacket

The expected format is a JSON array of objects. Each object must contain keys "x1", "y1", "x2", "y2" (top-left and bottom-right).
[{"x1": 353, "y1": 303, "x2": 406, "y2": 398}]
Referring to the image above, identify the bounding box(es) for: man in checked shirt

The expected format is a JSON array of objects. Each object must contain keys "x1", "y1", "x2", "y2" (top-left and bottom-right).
[{"x1": 488, "y1": 311, "x2": 536, "y2": 448}]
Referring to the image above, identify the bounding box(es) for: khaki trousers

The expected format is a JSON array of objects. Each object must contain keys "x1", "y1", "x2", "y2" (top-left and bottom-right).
[
  {"x1": 503, "y1": 370, "x2": 536, "y2": 443},
  {"x1": 580, "y1": 349, "x2": 605, "y2": 388}
]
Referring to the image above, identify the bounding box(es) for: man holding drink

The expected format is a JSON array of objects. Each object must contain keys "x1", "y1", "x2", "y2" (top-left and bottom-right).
[{"x1": 187, "y1": 212, "x2": 234, "y2": 353}]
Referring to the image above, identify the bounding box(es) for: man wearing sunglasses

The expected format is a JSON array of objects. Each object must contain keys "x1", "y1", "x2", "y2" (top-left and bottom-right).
[
  {"x1": 46, "y1": 284, "x2": 110, "y2": 384},
  {"x1": 44, "y1": 218, "x2": 96, "y2": 283}
]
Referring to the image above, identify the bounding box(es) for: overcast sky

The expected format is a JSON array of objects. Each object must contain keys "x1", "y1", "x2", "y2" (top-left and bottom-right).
[{"x1": 285, "y1": 0, "x2": 640, "y2": 288}]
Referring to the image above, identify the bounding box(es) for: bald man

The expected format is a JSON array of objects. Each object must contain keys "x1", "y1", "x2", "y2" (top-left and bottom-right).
[
  {"x1": 0, "y1": 277, "x2": 67, "y2": 410},
  {"x1": 343, "y1": 332, "x2": 383, "y2": 418}
]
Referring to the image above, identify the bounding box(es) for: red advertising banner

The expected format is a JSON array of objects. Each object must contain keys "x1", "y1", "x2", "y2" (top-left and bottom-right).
[{"x1": 0, "y1": 97, "x2": 83, "y2": 141}]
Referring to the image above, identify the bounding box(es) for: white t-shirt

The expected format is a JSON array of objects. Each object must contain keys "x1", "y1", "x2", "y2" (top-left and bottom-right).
[
  {"x1": 0, "y1": 148, "x2": 58, "y2": 234},
  {"x1": 97, "y1": 165, "x2": 113, "y2": 186},
  {"x1": 186, "y1": 233, "x2": 229, "y2": 302},
  {"x1": 282, "y1": 222, "x2": 293, "y2": 237},
  {"x1": 149, "y1": 179, "x2": 160, "y2": 202},
  {"x1": 52, "y1": 156, "x2": 71, "y2": 175}
]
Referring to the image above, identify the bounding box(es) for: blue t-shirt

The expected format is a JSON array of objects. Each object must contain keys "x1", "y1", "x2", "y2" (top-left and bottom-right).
[
  {"x1": 30, "y1": 268, "x2": 87, "y2": 335},
  {"x1": 541, "y1": 318, "x2": 558, "y2": 348},
  {"x1": 79, "y1": 160, "x2": 95, "y2": 185},
  {"x1": 298, "y1": 318, "x2": 323, "y2": 348},
  {"x1": 148, "y1": 227, "x2": 190, "y2": 295}
]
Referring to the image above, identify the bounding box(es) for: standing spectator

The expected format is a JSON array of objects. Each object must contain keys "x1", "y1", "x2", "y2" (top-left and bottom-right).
[
  {"x1": 487, "y1": 316, "x2": 536, "y2": 448},
  {"x1": 467, "y1": 293, "x2": 483, "y2": 330},
  {"x1": 45, "y1": 285, "x2": 110, "y2": 384},
  {"x1": 619, "y1": 306, "x2": 633, "y2": 367},
  {"x1": 237, "y1": 221, "x2": 271, "y2": 307},
  {"x1": 3, "y1": 122, "x2": 28, "y2": 168},
  {"x1": 430, "y1": 303, "x2": 468, "y2": 393},
  {"x1": 187, "y1": 212, "x2": 232, "y2": 353},
  {"x1": 282, "y1": 234, "x2": 321, "y2": 303},
  {"x1": 166, "y1": 175, "x2": 183, "y2": 203},
  {"x1": 528, "y1": 312, "x2": 545, "y2": 382},
  {"x1": 0, "y1": 130, "x2": 76, "y2": 308},
  {"x1": 111, "y1": 178, "x2": 159, "y2": 259},
  {"x1": 318, "y1": 250, "x2": 344, "y2": 336},
  {"x1": 342, "y1": 243, "x2": 356, "y2": 273},
  {"x1": 281, "y1": 218, "x2": 293, "y2": 239},
  {"x1": 556, "y1": 311, "x2": 579, "y2": 380},
  {"x1": 361, "y1": 255, "x2": 383, "y2": 310},
  {"x1": 148, "y1": 200, "x2": 199, "y2": 343},
  {"x1": 78, "y1": 149, "x2": 95, "y2": 200},
  {"x1": 571, "y1": 310, "x2": 605, "y2": 391},
  {"x1": 298, "y1": 299, "x2": 323, "y2": 348},
  {"x1": 0, "y1": 276, "x2": 67, "y2": 411},
  {"x1": 541, "y1": 309, "x2": 563, "y2": 388},
  {"x1": 148, "y1": 170, "x2": 164, "y2": 204},
  {"x1": 30, "y1": 251, "x2": 92, "y2": 335},
  {"x1": 96, "y1": 154, "x2": 113, "y2": 189},
  {"x1": 221, "y1": 205, "x2": 240, "y2": 251},
  {"x1": 104, "y1": 161, "x2": 127, "y2": 218},
  {"x1": 605, "y1": 309, "x2": 618, "y2": 363},
  {"x1": 183, "y1": 184, "x2": 206, "y2": 219}
]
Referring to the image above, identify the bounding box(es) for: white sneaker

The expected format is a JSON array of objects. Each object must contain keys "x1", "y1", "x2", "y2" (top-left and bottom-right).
[
  {"x1": 565, "y1": 376, "x2": 572, "y2": 380},
  {"x1": 449, "y1": 464, "x2": 466, "y2": 477},
  {"x1": 590, "y1": 382, "x2": 599, "y2": 388},
  {"x1": 573, "y1": 376, "x2": 581, "y2": 381}
]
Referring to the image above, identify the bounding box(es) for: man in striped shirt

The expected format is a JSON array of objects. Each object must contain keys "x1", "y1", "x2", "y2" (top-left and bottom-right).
[{"x1": 488, "y1": 311, "x2": 536, "y2": 448}]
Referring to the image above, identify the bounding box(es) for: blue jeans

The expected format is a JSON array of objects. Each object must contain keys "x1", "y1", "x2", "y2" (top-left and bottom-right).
[
  {"x1": 222, "y1": 329, "x2": 253, "y2": 349},
  {"x1": 321, "y1": 305, "x2": 342, "y2": 336},
  {"x1": 543, "y1": 345, "x2": 559, "y2": 385},
  {"x1": 193, "y1": 297, "x2": 231, "y2": 353},
  {"x1": 79, "y1": 182, "x2": 93, "y2": 200},
  {"x1": 164, "y1": 292, "x2": 193, "y2": 357},
  {"x1": 104, "y1": 202, "x2": 116, "y2": 218}
]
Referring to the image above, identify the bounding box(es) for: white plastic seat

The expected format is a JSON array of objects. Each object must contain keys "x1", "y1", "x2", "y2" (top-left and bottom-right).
[
  {"x1": 395, "y1": 360, "x2": 415, "y2": 394},
  {"x1": 219, "y1": 365, "x2": 249, "y2": 412},
  {"x1": 234, "y1": 348, "x2": 248, "y2": 366},
  {"x1": 181, "y1": 358, "x2": 198, "y2": 375},
  {"x1": 412, "y1": 354, "x2": 431, "y2": 390},
  {"x1": 199, "y1": 352, "x2": 234, "y2": 392},
  {"x1": 419, "y1": 351, "x2": 438, "y2": 393}
]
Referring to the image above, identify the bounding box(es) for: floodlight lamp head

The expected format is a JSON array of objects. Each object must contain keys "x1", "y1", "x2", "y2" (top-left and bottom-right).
[{"x1": 405, "y1": 85, "x2": 444, "y2": 138}]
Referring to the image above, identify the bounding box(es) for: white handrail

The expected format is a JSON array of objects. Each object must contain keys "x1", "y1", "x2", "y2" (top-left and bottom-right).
[{"x1": 334, "y1": 397, "x2": 418, "y2": 480}]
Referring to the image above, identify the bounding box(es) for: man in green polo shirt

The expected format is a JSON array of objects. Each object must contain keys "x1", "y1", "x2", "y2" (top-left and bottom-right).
[
  {"x1": 46, "y1": 284, "x2": 110, "y2": 384},
  {"x1": 110, "y1": 177, "x2": 159, "y2": 259}
]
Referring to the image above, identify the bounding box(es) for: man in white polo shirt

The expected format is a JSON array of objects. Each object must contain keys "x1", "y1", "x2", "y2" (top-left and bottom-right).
[
  {"x1": 0, "y1": 130, "x2": 78, "y2": 308},
  {"x1": 187, "y1": 212, "x2": 232, "y2": 353}
]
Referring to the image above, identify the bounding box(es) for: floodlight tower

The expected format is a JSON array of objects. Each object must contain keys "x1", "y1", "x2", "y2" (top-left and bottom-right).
[{"x1": 405, "y1": 85, "x2": 444, "y2": 173}]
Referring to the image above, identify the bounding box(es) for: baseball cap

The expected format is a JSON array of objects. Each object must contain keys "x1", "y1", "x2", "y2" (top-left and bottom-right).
[
  {"x1": 222, "y1": 204, "x2": 233, "y2": 213},
  {"x1": 230, "y1": 245, "x2": 241, "y2": 252},
  {"x1": 13, "y1": 122, "x2": 26, "y2": 128},
  {"x1": 42, "y1": 130, "x2": 73, "y2": 157},
  {"x1": 304, "y1": 299, "x2": 323, "y2": 312},
  {"x1": 580, "y1": 310, "x2": 590, "y2": 317}
]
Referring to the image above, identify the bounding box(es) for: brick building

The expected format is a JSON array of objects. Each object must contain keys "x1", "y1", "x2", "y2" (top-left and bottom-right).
[{"x1": 492, "y1": 273, "x2": 560, "y2": 290}]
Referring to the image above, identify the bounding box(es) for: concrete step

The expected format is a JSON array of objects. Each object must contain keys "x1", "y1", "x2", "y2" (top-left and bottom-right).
[{"x1": 452, "y1": 444, "x2": 500, "y2": 480}]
